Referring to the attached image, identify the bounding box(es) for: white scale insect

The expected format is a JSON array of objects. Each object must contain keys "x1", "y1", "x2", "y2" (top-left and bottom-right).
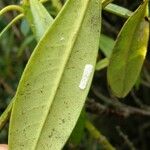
[{"x1": 79, "y1": 64, "x2": 93, "y2": 90}]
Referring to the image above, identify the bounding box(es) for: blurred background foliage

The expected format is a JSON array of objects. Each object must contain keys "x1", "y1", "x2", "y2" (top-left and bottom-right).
[{"x1": 0, "y1": 0, "x2": 150, "y2": 149}]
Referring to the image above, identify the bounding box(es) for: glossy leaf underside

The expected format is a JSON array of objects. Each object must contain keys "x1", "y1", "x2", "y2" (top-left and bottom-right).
[
  {"x1": 107, "y1": 1, "x2": 149, "y2": 98},
  {"x1": 9, "y1": 0, "x2": 101, "y2": 150}
]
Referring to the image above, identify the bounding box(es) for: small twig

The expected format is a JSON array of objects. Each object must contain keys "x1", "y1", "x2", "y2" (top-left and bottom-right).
[
  {"x1": 0, "y1": 1, "x2": 23, "y2": 39},
  {"x1": 86, "y1": 99, "x2": 107, "y2": 114},
  {"x1": 86, "y1": 98, "x2": 150, "y2": 118},
  {"x1": 0, "y1": 78, "x2": 15, "y2": 95},
  {"x1": 102, "y1": 19, "x2": 119, "y2": 35},
  {"x1": 143, "y1": 67, "x2": 150, "y2": 82},
  {"x1": 139, "y1": 122, "x2": 150, "y2": 150},
  {"x1": 85, "y1": 120, "x2": 116, "y2": 150},
  {"x1": 86, "y1": 99, "x2": 128, "y2": 117},
  {"x1": 92, "y1": 87, "x2": 150, "y2": 117},
  {"x1": 0, "y1": 14, "x2": 24, "y2": 38},
  {"x1": 141, "y1": 80, "x2": 150, "y2": 88},
  {"x1": 116, "y1": 126, "x2": 136, "y2": 150},
  {"x1": 131, "y1": 91, "x2": 150, "y2": 110}
]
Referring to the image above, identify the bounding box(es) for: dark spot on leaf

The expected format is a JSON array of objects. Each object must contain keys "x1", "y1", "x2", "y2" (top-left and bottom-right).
[
  {"x1": 20, "y1": 144, "x2": 24, "y2": 147},
  {"x1": 26, "y1": 83, "x2": 30, "y2": 86},
  {"x1": 21, "y1": 111, "x2": 25, "y2": 115},
  {"x1": 48, "y1": 133, "x2": 53, "y2": 138},
  {"x1": 62, "y1": 119, "x2": 65, "y2": 123}
]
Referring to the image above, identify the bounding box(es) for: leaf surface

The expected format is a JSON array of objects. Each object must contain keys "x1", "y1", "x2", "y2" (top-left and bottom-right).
[
  {"x1": 107, "y1": 1, "x2": 149, "y2": 98},
  {"x1": 9, "y1": 0, "x2": 101, "y2": 149}
]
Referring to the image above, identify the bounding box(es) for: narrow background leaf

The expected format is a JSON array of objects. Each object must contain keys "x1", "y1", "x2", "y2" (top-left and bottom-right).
[{"x1": 23, "y1": 0, "x2": 53, "y2": 40}]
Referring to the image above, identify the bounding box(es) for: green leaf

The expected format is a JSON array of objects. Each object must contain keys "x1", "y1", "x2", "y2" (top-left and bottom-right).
[
  {"x1": 99, "y1": 34, "x2": 115, "y2": 57},
  {"x1": 23, "y1": 0, "x2": 53, "y2": 40},
  {"x1": 104, "y1": 3, "x2": 132, "y2": 18},
  {"x1": 107, "y1": 1, "x2": 149, "y2": 98},
  {"x1": 9, "y1": 0, "x2": 101, "y2": 150},
  {"x1": 96, "y1": 58, "x2": 109, "y2": 71}
]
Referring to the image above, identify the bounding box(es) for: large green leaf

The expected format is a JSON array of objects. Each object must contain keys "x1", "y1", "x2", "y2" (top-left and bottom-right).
[
  {"x1": 23, "y1": 0, "x2": 53, "y2": 40},
  {"x1": 107, "y1": 1, "x2": 149, "y2": 98},
  {"x1": 9, "y1": 0, "x2": 101, "y2": 150}
]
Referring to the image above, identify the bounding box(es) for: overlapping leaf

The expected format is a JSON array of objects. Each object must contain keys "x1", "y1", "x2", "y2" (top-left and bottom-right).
[
  {"x1": 23, "y1": 0, "x2": 53, "y2": 40},
  {"x1": 107, "y1": 1, "x2": 149, "y2": 98},
  {"x1": 9, "y1": 0, "x2": 101, "y2": 150}
]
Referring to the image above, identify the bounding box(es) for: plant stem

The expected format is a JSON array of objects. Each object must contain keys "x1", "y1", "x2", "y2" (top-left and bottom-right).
[
  {"x1": 0, "y1": 14, "x2": 24, "y2": 38},
  {"x1": 116, "y1": 126, "x2": 136, "y2": 150},
  {"x1": 85, "y1": 120, "x2": 116, "y2": 150},
  {"x1": 0, "y1": 5, "x2": 24, "y2": 16},
  {"x1": 92, "y1": 88, "x2": 150, "y2": 117}
]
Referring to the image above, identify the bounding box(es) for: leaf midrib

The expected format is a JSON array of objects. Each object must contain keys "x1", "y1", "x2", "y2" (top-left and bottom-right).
[
  {"x1": 120, "y1": 3, "x2": 146, "y2": 96},
  {"x1": 33, "y1": 0, "x2": 91, "y2": 149}
]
